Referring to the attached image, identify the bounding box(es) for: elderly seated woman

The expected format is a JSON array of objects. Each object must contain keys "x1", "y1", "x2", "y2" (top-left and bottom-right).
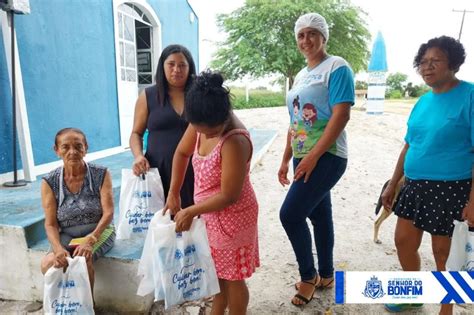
[{"x1": 40, "y1": 127, "x2": 115, "y2": 294}]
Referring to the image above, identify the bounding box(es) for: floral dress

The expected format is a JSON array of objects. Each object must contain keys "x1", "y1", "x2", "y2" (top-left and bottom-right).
[{"x1": 192, "y1": 129, "x2": 260, "y2": 280}]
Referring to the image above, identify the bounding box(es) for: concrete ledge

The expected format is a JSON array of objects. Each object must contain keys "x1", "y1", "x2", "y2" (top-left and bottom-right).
[{"x1": 0, "y1": 129, "x2": 277, "y2": 312}]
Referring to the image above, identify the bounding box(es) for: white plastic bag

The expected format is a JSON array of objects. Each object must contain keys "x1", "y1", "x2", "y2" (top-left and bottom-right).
[
  {"x1": 447, "y1": 220, "x2": 474, "y2": 271},
  {"x1": 152, "y1": 217, "x2": 220, "y2": 309},
  {"x1": 43, "y1": 256, "x2": 94, "y2": 315},
  {"x1": 116, "y1": 168, "x2": 164, "y2": 239},
  {"x1": 136, "y1": 211, "x2": 172, "y2": 298}
]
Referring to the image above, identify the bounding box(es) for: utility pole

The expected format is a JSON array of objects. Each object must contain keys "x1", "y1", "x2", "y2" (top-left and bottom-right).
[{"x1": 453, "y1": 9, "x2": 474, "y2": 41}]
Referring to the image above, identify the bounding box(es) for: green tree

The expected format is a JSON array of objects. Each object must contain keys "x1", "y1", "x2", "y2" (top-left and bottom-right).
[
  {"x1": 405, "y1": 82, "x2": 430, "y2": 97},
  {"x1": 386, "y1": 72, "x2": 408, "y2": 94},
  {"x1": 355, "y1": 80, "x2": 368, "y2": 90},
  {"x1": 211, "y1": 0, "x2": 371, "y2": 88}
]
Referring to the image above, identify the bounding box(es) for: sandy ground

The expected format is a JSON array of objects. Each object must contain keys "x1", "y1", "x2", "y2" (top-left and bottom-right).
[
  {"x1": 235, "y1": 103, "x2": 473, "y2": 315},
  {"x1": 2, "y1": 103, "x2": 473, "y2": 314}
]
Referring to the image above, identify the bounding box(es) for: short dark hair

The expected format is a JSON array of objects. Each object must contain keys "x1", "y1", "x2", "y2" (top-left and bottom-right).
[
  {"x1": 155, "y1": 44, "x2": 196, "y2": 105},
  {"x1": 185, "y1": 70, "x2": 232, "y2": 127},
  {"x1": 413, "y1": 36, "x2": 466, "y2": 73},
  {"x1": 54, "y1": 128, "x2": 88, "y2": 147}
]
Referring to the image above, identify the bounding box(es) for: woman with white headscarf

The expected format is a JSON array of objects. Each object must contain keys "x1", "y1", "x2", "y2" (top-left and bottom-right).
[{"x1": 278, "y1": 12, "x2": 355, "y2": 306}]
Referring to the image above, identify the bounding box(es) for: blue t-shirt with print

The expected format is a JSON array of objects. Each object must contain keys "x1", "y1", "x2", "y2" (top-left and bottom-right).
[
  {"x1": 287, "y1": 56, "x2": 355, "y2": 158},
  {"x1": 404, "y1": 80, "x2": 474, "y2": 180}
]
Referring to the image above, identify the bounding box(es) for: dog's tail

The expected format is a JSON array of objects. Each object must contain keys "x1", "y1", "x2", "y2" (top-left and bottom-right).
[{"x1": 375, "y1": 180, "x2": 390, "y2": 215}]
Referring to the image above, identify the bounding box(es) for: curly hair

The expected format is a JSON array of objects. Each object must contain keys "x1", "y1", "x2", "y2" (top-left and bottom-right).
[
  {"x1": 185, "y1": 70, "x2": 232, "y2": 127},
  {"x1": 413, "y1": 36, "x2": 466, "y2": 73}
]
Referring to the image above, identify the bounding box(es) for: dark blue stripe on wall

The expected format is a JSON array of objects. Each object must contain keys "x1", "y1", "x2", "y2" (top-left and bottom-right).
[
  {"x1": 367, "y1": 98, "x2": 385, "y2": 101},
  {"x1": 368, "y1": 83, "x2": 387, "y2": 86},
  {"x1": 335, "y1": 271, "x2": 344, "y2": 304}
]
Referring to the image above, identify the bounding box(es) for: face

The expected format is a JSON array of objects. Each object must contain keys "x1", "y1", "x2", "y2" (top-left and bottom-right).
[
  {"x1": 193, "y1": 124, "x2": 226, "y2": 139},
  {"x1": 302, "y1": 107, "x2": 315, "y2": 120},
  {"x1": 163, "y1": 52, "x2": 190, "y2": 88},
  {"x1": 54, "y1": 132, "x2": 87, "y2": 165},
  {"x1": 418, "y1": 47, "x2": 454, "y2": 88},
  {"x1": 297, "y1": 27, "x2": 325, "y2": 59}
]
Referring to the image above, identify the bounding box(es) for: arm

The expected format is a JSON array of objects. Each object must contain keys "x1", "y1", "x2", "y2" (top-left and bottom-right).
[
  {"x1": 73, "y1": 170, "x2": 114, "y2": 258},
  {"x1": 174, "y1": 134, "x2": 251, "y2": 232},
  {"x1": 278, "y1": 128, "x2": 293, "y2": 186},
  {"x1": 42, "y1": 180, "x2": 69, "y2": 268},
  {"x1": 462, "y1": 167, "x2": 474, "y2": 225},
  {"x1": 163, "y1": 125, "x2": 197, "y2": 214},
  {"x1": 381, "y1": 143, "x2": 409, "y2": 209},
  {"x1": 129, "y1": 91, "x2": 150, "y2": 175},
  {"x1": 294, "y1": 103, "x2": 351, "y2": 182}
]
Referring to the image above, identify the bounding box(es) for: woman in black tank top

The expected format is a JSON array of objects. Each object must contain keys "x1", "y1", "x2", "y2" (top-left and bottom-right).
[{"x1": 129, "y1": 45, "x2": 196, "y2": 208}]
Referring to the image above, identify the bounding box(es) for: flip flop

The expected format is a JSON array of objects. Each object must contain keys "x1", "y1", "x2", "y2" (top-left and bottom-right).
[{"x1": 291, "y1": 280, "x2": 316, "y2": 306}]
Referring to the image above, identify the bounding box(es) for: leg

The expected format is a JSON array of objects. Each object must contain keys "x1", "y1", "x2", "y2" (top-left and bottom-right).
[
  {"x1": 309, "y1": 192, "x2": 334, "y2": 280},
  {"x1": 225, "y1": 279, "x2": 249, "y2": 315},
  {"x1": 85, "y1": 256, "x2": 95, "y2": 294},
  {"x1": 394, "y1": 217, "x2": 424, "y2": 271},
  {"x1": 40, "y1": 253, "x2": 56, "y2": 274},
  {"x1": 431, "y1": 235, "x2": 453, "y2": 315},
  {"x1": 211, "y1": 279, "x2": 228, "y2": 315},
  {"x1": 374, "y1": 208, "x2": 391, "y2": 244}
]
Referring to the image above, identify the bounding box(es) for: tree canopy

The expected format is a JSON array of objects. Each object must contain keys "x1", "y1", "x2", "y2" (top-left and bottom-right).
[{"x1": 211, "y1": 0, "x2": 371, "y2": 88}]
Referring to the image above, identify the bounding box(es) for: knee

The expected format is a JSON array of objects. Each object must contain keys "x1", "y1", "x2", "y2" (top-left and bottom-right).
[
  {"x1": 279, "y1": 203, "x2": 304, "y2": 225},
  {"x1": 394, "y1": 233, "x2": 418, "y2": 252}
]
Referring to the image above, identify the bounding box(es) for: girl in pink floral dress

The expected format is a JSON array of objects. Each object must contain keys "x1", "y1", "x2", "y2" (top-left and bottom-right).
[{"x1": 164, "y1": 70, "x2": 259, "y2": 314}]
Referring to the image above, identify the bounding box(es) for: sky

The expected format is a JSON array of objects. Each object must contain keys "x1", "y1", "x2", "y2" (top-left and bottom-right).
[{"x1": 188, "y1": 0, "x2": 474, "y2": 85}]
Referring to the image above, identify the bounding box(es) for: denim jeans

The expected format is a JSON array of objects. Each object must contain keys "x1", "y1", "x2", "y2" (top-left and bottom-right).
[{"x1": 280, "y1": 152, "x2": 347, "y2": 281}]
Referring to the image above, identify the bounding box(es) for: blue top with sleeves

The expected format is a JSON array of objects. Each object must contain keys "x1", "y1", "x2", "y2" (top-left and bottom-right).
[
  {"x1": 286, "y1": 56, "x2": 355, "y2": 158},
  {"x1": 404, "y1": 80, "x2": 474, "y2": 180}
]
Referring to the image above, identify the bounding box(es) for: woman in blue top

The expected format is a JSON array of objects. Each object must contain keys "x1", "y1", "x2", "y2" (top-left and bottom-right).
[
  {"x1": 278, "y1": 13, "x2": 354, "y2": 306},
  {"x1": 382, "y1": 36, "x2": 473, "y2": 314}
]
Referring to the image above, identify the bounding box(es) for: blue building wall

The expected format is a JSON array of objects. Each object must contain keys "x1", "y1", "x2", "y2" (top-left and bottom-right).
[
  {"x1": 0, "y1": 0, "x2": 199, "y2": 175},
  {"x1": 0, "y1": 30, "x2": 22, "y2": 172},
  {"x1": 15, "y1": 0, "x2": 120, "y2": 167},
  {"x1": 150, "y1": 0, "x2": 199, "y2": 69}
]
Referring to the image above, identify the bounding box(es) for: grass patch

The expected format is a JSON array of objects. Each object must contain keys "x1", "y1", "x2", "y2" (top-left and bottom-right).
[{"x1": 229, "y1": 87, "x2": 285, "y2": 109}]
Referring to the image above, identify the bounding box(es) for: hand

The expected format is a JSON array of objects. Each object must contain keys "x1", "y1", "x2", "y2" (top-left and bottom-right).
[
  {"x1": 174, "y1": 208, "x2": 194, "y2": 232},
  {"x1": 294, "y1": 154, "x2": 319, "y2": 183},
  {"x1": 53, "y1": 248, "x2": 70, "y2": 268},
  {"x1": 132, "y1": 155, "x2": 150, "y2": 176},
  {"x1": 73, "y1": 242, "x2": 93, "y2": 260},
  {"x1": 462, "y1": 202, "x2": 474, "y2": 226},
  {"x1": 381, "y1": 183, "x2": 396, "y2": 210},
  {"x1": 278, "y1": 162, "x2": 290, "y2": 186},
  {"x1": 163, "y1": 192, "x2": 181, "y2": 215}
]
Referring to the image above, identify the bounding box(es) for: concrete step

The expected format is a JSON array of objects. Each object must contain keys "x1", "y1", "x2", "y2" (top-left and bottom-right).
[{"x1": 0, "y1": 129, "x2": 277, "y2": 312}]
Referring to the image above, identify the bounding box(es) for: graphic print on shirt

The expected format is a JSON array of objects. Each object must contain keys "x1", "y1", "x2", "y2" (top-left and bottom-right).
[
  {"x1": 292, "y1": 96, "x2": 300, "y2": 125},
  {"x1": 302, "y1": 103, "x2": 317, "y2": 128},
  {"x1": 290, "y1": 94, "x2": 333, "y2": 156}
]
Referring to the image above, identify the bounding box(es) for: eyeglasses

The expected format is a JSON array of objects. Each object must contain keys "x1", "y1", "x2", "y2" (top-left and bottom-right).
[{"x1": 418, "y1": 59, "x2": 448, "y2": 69}]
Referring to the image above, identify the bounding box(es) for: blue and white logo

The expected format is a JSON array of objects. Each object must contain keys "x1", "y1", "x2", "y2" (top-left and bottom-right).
[{"x1": 363, "y1": 276, "x2": 385, "y2": 299}]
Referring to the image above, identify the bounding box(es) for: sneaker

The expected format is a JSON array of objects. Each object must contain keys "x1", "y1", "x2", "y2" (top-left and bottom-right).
[{"x1": 384, "y1": 303, "x2": 423, "y2": 312}]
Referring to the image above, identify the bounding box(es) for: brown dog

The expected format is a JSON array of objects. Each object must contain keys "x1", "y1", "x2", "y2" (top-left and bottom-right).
[{"x1": 373, "y1": 177, "x2": 405, "y2": 244}]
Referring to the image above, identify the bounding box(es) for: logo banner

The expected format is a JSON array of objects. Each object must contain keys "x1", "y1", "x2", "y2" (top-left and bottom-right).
[{"x1": 335, "y1": 271, "x2": 474, "y2": 304}]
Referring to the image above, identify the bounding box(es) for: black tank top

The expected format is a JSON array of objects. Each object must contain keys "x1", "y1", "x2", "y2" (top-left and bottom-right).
[{"x1": 144, "y1": 85, "x2": 194, "y2": 207}]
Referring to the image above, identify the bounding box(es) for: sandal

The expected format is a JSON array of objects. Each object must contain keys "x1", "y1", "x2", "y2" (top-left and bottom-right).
[
  {"x1": 291, "y1": 279, "x2": 317, "y2": 306},
  {"x1": 295, "y1": 275, "x2": 335, "y2": 290},
  {"x1": 315, "y1": 276, "x2": 334, "y2": 289}
]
